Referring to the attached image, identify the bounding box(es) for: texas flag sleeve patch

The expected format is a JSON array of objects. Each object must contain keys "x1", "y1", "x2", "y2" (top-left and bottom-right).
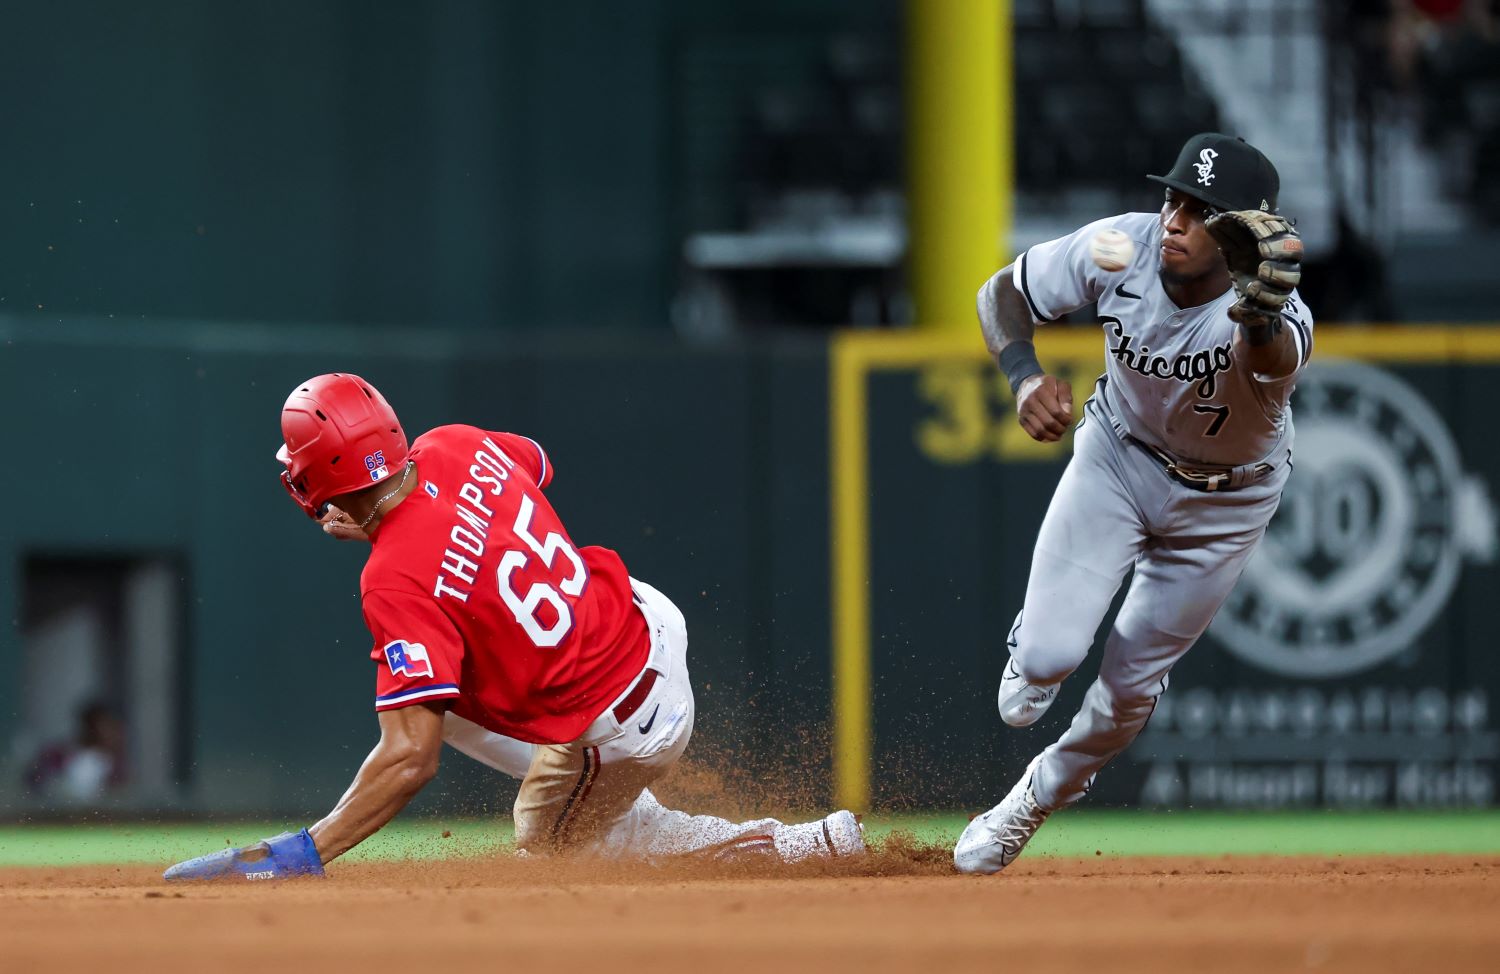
[
  {"x1": 383, "y1": 639, "x2": 434, "y2": 679},
  {"x1": 375, "y1": 640, "x2": 460, "y2": 708}
]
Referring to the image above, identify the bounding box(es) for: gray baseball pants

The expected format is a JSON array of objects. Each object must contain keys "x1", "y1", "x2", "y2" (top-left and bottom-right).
[{"x1": 1011, "y1": 401, "x2": 1287, "y2": 810}]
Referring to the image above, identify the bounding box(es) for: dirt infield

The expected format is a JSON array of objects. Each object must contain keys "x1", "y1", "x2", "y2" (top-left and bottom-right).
[{"x1": 2, "y1": 851, "x2": 1496, "y2": 974}]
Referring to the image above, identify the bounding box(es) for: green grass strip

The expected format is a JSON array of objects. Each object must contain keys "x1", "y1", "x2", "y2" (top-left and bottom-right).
[
  {"x1": 1, "y1": 810, "x2": 1497, "y2": 869},
  {"x1": 874, "y1": 809, "x2": 1500, "y2": 858},
  {"x1": 0, "y1": 819, "x2": 513, "y2": 869}
]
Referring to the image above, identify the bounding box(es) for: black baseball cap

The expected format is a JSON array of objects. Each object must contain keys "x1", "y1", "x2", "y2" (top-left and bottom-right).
[{"x1": 1147, "y1": 133, "x2": 1280, "y2": 213}]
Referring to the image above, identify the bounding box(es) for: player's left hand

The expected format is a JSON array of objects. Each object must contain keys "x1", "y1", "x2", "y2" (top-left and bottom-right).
[
  {"x1": 1205, "y1": 210, "x2": 1302, "y2": 327},
  {"x1": 320, "y1": 504, "x2": 371, "y2": 542},
  {"x1": 163, "y1": 828, "x2": 325, "y2": 882}
]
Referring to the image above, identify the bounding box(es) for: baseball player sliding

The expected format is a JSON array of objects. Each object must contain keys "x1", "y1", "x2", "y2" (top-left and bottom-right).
[
  {"x1": 165, "y1": 374, "x2": 864, "y2": 881},
  {"x1": 954, "y1": 134, "x2": 1310, "y2": 873}
]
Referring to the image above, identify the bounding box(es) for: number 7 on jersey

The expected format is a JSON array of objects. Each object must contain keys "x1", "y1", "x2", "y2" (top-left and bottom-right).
[{"x1": 1192, "y1": 404, "x2": 1230, "y2": 437}]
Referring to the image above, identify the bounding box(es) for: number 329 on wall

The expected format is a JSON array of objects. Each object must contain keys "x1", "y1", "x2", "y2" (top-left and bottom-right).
[{"x1": 914, "y1": 362, "x2": 1087, "y2": 465}]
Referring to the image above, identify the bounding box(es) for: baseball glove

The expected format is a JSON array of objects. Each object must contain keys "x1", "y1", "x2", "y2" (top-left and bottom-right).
[{"x1": 1204, "y1": 210, "x2": 1303, "y2": 327}]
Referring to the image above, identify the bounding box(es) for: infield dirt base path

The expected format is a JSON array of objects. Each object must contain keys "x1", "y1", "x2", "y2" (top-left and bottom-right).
[{"x1": 2, "y1": 854, "x2": 1496, "y2": 974}]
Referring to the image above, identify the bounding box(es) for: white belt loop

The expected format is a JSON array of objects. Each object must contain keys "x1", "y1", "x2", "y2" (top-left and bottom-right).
[{"x1": 630, "y1": 581, "x2": 673, "y2": 682}]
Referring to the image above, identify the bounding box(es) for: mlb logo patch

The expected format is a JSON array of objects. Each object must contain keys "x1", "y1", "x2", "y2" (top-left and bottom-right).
[
  {"x1": 425, "y1": 481, "x2": 439, "y2": 498},
  {"x1": 383, "y1": 640, "x2": 434, "y2": 679},
  {"x1": 369, "y1": 465, "x2": 390, "y2": 482}
]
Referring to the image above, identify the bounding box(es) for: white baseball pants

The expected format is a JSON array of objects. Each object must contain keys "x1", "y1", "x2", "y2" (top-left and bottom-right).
[{"x1": 442, "y1": 578, "x2": 802, "y2": 860}]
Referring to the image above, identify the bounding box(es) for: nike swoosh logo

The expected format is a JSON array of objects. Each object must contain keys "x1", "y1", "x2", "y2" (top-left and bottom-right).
[
  {"x1": 637, "y1": 704, "x2": 660, "y2": 735},
  {"x1": 1114, "y1": 283, "x2": 1142, "y2": 300}
]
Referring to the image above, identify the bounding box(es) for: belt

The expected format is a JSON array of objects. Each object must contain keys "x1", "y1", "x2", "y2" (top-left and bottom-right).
[
  {"x1": 1128, "y1": 436, "x2": 1273, "y2": 493},
  {"x1": 573, "y1": 582, "x2": 670, "y2": 746},
  {"x1": 611, "y1": 666, "x2": 659, "y2": 724},
  {"x1": 611, "y1": 588, "x2": 661, "y2": 722}
]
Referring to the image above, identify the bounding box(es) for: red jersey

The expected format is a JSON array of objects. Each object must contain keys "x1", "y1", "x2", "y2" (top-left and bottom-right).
[{"x1": 360, "y1": 425, "x2": 650, "y2": 744}]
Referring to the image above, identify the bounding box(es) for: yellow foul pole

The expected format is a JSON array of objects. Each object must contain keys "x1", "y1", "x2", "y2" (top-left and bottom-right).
[
  {"x1": 830, "y1": 1, "x2": 1010, "y2": 813},
  {"x1": 906, "y1": 0, "x2": 1008, "y2": 333}
]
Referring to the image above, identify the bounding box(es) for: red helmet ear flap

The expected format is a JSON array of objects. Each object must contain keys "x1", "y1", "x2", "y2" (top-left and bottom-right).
[
  {"x1": 281, "y1": 469, "x2": 323, "y2": 519},
  {"x1": 277, "y1": 442, "x2": 322, "y2": 518}
]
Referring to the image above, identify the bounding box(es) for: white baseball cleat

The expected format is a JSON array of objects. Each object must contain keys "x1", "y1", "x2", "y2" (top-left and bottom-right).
[
  {"x1": 774, "y1": 810, "x2": 867, "y2": 863},
  {"x1": 954, "y1": 756, "x2": 1052, "y2": 875},
  {"x1": 997, "y1": 657, "x2": 1059, "y2": 727}
]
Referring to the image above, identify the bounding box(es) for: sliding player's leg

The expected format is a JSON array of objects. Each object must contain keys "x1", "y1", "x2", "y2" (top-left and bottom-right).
[{"x1": 512, "y1": 578, "x2": 863, "y2": 862}]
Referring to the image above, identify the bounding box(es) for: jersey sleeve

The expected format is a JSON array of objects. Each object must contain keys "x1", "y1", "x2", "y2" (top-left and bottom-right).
[
  {"x1": 1012, "y1": 215, "x2": 1136, "y2": 323},
  {"x1": 484, "y1": 431, "x2": 553, "y2": 490},
  {"x1": 363, "y1": 589, "x2": 465, "y2": 711}
]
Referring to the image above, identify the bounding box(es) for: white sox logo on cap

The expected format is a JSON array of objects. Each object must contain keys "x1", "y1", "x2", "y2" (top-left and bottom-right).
[
  {"x1": 1148, "y1": 134, "x2": 1279, "y2": 212},
  {"x1": 1194, "y1": 148, "x2": 1219, "y2": 186}
]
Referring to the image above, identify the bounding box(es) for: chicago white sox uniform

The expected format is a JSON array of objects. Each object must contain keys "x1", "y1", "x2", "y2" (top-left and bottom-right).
[{"x1": 1005, "y1": 209, "x2": 1315, "y2": 810}]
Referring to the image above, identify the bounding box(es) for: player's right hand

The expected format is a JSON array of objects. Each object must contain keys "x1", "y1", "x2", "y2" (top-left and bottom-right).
[
  {"x1": 163, "y1": 829, "x2": 324, "y2": 883},
  {"x1": 1016, "y1": 374, "x2": 1074, "y2": 443},
  {"x1": 320, "y1": 504, "x2": 371, "y2": 542}
]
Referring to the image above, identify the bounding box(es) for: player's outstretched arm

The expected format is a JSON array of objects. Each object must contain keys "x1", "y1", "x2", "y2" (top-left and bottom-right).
[
  {"x1": 307, "y1": 702, "x2": 445, "y2": 861},
  {"x1": 162, "y1": 703, "x2": 444, "y2": 882},
  {"x1": 978, "y1": 265, "x2": 1074, "y2": 443},
  {"x1": 1232, "y1": 318, "x2": 1300, "y2": 379},
  {"x1": 1206, "y1": 210, "x2": 1304, "y2": 380}
]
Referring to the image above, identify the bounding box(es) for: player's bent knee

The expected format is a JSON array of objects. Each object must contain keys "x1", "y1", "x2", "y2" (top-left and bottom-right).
[
  {"x1": 1008, "y1": 610, "x2": 1093, "y2": 686},
  {"x1": 1015, "y1": 653, "x2": 1080, "y2": 686},
  {"x1": 1012, "y1": 635, "x2": 1089, "y2": 686}
]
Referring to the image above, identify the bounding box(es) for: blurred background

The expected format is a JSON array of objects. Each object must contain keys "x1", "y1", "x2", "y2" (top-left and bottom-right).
[{"x1": 2, "y1": 0, "x2": 1497, "y2": 823}]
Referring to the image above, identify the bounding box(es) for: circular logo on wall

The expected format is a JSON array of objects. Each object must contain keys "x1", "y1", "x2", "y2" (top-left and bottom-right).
[{"x1": 1211, "y1": 359, "x2": 1496, "y2": 678}]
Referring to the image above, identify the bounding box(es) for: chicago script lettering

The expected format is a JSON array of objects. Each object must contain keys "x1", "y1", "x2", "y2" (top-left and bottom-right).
[{"x1": 1107, "y1": 318, "x2": 1233, "y2": 398}]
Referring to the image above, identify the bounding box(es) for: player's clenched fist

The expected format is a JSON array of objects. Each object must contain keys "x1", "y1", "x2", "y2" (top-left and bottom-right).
[{"x1": 1016, "y1": 374, "x2": 1074, "y2": 443}]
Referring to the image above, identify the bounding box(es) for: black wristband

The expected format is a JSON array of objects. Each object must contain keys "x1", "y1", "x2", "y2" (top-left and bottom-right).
[{"x1": 998, "y1": 340, "x2": 1045, "y2": 395}]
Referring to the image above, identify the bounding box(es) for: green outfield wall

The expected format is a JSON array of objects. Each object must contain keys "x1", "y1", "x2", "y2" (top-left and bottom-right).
[
  {"x1": 2, "y1": 319, "x2": 1497, "y2": 817},
  {"x1": 0, "y1": 317, "x2": 834, "y2": 817}
]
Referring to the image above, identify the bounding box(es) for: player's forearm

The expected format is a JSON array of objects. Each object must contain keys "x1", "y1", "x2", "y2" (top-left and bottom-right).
[
  {"x1": 309, "y1": 741, "x2": 438, "y2": 862},
  {"x1": 979, "y1": 266, "x2": 1051, "y2": 396},
  {"x1": 977, "y1": 266, "x2": 1037, "y2": 360},
  {"x1": 1235, "y1": 320, "x2": 1299, "y2": 379}
]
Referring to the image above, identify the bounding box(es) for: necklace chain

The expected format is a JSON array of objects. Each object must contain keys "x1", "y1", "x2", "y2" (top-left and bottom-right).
[{"x1": 359, "y1": 461, "x2": 413, "y2": 530}]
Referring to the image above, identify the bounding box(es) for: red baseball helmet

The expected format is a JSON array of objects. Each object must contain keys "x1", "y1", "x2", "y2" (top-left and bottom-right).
[{"x1": 277, "y1": 373, "x2": 409, "y2": 518}]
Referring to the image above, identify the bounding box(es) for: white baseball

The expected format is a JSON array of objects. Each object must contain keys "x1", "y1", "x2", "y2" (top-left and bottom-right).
[{"x1": 1090, "y1": 228, "x2": 1135, "y2": 272}]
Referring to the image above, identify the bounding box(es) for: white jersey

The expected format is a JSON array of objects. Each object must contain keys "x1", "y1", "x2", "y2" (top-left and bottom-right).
[{"x1": 1014, "y1": 211, "x2": 1314, "y2": 467}]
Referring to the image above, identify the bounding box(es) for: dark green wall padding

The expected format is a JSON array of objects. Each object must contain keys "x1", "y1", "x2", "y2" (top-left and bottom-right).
[{"x1": 0, "y1": 316, "x2": 833, "y2": 814}]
